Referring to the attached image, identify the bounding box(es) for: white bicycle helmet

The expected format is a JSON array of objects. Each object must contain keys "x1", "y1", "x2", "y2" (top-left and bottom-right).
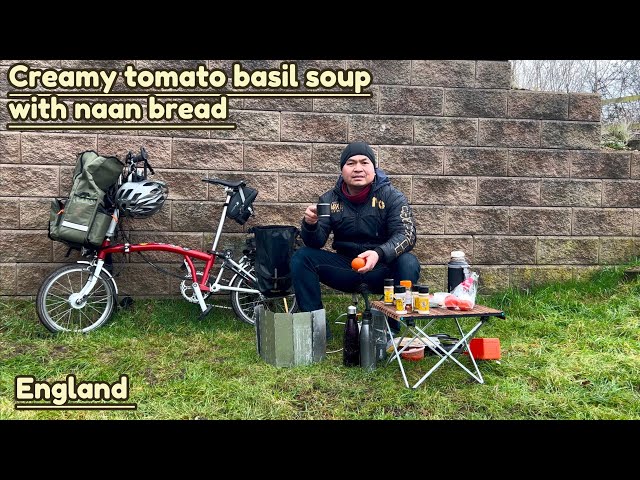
[{"x1": 116, "y1": 180, "x2": 168, "y2": 218}]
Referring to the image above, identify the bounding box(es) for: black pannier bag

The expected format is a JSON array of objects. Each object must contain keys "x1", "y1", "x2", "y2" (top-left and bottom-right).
[
  {"x1": 250, "y1": 225, "x2": 300, "y2": 298},
  {"x1": 49, "y1": 150, "x2": 123, "y2": 250},
  {"x1": 226, "y1": 185, "x2": 258, "y2": 225}
]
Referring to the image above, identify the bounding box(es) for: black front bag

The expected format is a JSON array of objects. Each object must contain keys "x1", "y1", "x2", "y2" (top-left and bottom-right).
[{"x1": 250, "y1": 225, "x2": 300, "y2": 298}]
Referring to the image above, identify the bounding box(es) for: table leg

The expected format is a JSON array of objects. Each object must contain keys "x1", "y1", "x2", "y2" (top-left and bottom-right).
[
  {"x1": 411, "y1": 319, "x2": 486, "y2": 389},
  {"x1": 385, "y1": 319, "x2": 410, "y2": 388}
]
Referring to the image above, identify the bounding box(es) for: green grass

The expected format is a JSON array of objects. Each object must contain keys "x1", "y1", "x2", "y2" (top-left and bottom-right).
[{"x1": 1, "y1": 263, "x2": 639, "y2": 420}]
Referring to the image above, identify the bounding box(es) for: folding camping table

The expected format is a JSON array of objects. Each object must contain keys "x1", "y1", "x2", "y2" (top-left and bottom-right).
[{"x1": 371, "y1": 301, "x2": 505, "y2": 389}]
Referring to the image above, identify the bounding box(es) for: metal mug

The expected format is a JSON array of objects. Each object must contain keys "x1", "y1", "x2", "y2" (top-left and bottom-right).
[{"x1": 316, "y1": 203, "x2": 330, "y2": 217}]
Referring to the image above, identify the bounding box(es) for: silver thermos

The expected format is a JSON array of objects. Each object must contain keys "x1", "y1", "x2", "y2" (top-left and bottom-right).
[
  {"x1": 359, "y1": 309, "x2": 375, "y2": 370},
  {"x1": 447, "y1": 250, "x2": 469, "y2": 292}
]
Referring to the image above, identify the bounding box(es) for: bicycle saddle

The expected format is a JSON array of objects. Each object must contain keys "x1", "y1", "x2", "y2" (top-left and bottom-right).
[{"x1": 202, "y1": 178, "x2": 245, "y2": 188}]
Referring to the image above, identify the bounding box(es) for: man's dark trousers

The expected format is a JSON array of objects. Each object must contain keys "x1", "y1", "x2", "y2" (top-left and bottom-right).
[{"x1": 291, "y1": 246, "x2": 420, "y2": 312}]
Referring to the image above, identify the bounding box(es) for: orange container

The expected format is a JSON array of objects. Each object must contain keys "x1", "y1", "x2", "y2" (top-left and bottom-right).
[
  {"x1": 468, "y1": 338, "x2": 501, "y2": 360},
  {"x1": 400, "y1": 346, "x2": 425, "y2": 361}
]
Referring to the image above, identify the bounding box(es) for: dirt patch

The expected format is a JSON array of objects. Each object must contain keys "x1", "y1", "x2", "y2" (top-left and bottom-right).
[
  {"x1": 0, "y1": 344, "x2": 35, "y2": 360},
  {"x1": 169, "y1": 368, "x2": 187, "y2": 381},
  {"x1": 144, "y1": 367, "x2": 158, "y2": 386},
  {"x1": 97, "y1": 347, "x2": 116, "y2": 363},
  {"x1": 50, "y1": 345, "x2": 69, "y2": 358},
  {"x1": 208, "y1": 357, "x2": 227, "y2": 364}
]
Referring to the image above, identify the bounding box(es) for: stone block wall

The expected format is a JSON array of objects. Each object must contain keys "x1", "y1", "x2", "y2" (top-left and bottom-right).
[{"x1": 1, "y1": 59, "x2": 638, "y2": 299}]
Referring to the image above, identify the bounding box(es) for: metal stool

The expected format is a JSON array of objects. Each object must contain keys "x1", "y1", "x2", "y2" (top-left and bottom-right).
[{"x1": 329, "y1": 284, "x2": 373, "y2": 336}]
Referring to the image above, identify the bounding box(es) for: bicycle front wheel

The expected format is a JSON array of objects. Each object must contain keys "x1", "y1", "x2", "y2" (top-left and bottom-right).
[
  {"x1": 230, "y1": 268, "x2": 298, "y2": 325},
  {"x1": 36, "y1": 264, "x2": 117, "y2": 333}
]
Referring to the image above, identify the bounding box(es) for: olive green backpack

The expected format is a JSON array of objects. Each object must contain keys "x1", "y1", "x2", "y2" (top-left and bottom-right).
[{"x1": 49, "y1": 150, "x2": 124, "y2": 251}]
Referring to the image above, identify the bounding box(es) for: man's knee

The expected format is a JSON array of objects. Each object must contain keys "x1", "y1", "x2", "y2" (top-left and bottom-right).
[
  {"x1": 397, "y1": 252, "x2": 419, "y2": 268},
  {"x1": 291, "y1": 246, "x2": 317, "y2": 273},
  {"x1": 396, "y1": 252, "x2": 421, "y2": 279},
  {"x1": 290, "y1": 247, "x2": 307, "y2": 273}
]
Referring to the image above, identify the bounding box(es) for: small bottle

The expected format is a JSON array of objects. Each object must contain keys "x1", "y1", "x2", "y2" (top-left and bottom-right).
[
  {"x1": 413, "y1": 284, "x2": 421, "y2": 312},
  {"x1": 343, "y1": 305, "x2": 360, "y2": 367},
  {"x1": 400, "y1": 280, "x2": 412, "y2": 312},
  {"x1": 359, "y1": 310, "x2": 375, "y2": 371},
  {"x1": 394, "y1": 285, "x2": 407, "y2": 314},
  {"x1": 416, "y1": 285, "x2": 430, "y2": 314},
  {"x1": 383, "y1": 278, "x2": 395, "y2": 304}
]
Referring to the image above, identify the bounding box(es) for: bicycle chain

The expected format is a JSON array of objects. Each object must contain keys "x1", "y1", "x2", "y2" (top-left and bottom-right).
[{"x1": 115, "y1": 218, "x2": 190, "y2": 281}]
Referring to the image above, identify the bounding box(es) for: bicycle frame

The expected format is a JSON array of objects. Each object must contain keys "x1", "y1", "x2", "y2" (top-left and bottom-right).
[{"x1": 79, "y1": 185, "x2": 260, "y2": 314}]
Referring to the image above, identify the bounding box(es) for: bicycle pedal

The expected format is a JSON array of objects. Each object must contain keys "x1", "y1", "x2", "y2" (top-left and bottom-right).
[{"x1": 198, "y1": 304, "x2": 214, "y2": 320}]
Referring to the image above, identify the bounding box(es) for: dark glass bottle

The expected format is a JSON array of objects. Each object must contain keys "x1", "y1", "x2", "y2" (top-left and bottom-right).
[{"x1": 343, "y1": 305, "x2": 360, "y2": 367}]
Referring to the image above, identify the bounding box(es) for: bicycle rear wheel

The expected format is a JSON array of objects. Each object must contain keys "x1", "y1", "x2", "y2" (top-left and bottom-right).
[
  {"x1": 36, "y1": 263, "x2": 117, "y2": 333},
  {"x1": 230, "y1": 268, "x2": 298, "y2": 325}
]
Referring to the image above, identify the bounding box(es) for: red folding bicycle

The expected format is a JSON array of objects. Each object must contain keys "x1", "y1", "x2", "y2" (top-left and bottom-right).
[{"x1": 36, "y1": 148, "x2": 298, "y2": 333}]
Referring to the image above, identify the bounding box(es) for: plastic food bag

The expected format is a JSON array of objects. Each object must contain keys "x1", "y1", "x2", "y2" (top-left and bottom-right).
[
  {"x1": 450, "y1": 272, "x2": 479, "y2": 310},
  {"x1": 431, "y1": 291, "x2": 450, "y2": 307}
]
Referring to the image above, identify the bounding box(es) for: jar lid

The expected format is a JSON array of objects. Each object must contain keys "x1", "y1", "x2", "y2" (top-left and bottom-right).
[
  {"x1": 400, "y1": 280, "x2": 412, "y2": 288},
  {"x1": 450, "y1": 250, "x2": 465, "y2": 259},
  {"x1": 384, "y1": 278, "x2": 394, "y2": 286},
  {"x1": 394, "y1": 285, "x2": 406, "y2": 293},
  {"x1": 419, "y1": 285, "x2": 430, "y2": 294}
]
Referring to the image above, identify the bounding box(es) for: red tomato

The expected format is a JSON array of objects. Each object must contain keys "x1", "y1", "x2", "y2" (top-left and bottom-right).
[
  {"x1": 457, "y1": 299, "x2": 473, "y2": 311},
  {"x1": 444, "y1": 295, "x2": 460, "y2": 309}
]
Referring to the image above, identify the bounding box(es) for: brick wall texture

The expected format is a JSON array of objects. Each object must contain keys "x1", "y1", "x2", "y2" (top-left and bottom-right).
[{"x1": 1, "y1": 59, "x2": 638, "y2": 299}]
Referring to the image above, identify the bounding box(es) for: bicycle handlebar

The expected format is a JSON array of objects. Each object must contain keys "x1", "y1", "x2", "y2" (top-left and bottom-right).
[
  {"x1": 128, "y1": 146, "x2": 147, "y2": 163},
  {"x1": 125, "y1": 147, "x2": 155, "y2": 179}
]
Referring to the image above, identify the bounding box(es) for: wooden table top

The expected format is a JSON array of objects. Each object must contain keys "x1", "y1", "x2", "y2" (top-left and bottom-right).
[{"x1": 370, "y1": 300, "x2": 505, "y2": 321}]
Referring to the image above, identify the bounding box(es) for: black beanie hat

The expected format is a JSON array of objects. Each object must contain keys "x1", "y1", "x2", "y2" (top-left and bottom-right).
[{"x1": 339, "y1": 141, "x2": 376, "y2": 169}]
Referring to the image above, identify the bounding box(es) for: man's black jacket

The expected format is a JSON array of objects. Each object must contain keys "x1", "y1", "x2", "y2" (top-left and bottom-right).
[{"x1": 300, "y1": 169, "x2": 417, "y2": 263}]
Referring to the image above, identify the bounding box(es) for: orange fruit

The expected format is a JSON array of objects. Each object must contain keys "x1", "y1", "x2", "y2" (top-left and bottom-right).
[{"x1": 351, "y1": 257, "x2": 366, "y2": 270}]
